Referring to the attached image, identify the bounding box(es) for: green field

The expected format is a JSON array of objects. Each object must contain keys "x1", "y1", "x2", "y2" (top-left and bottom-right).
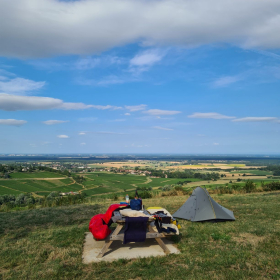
[
  {"x1": 9, "y1": 171, "x2": 66, "y2": 179},
  {"x1": 230, "y1": 170, "x2": 273, "y2": 176},
  {"x1": 81, "y1": 172, "x2": 201, "y2": 196},
  {"x1": 0, "y1": 171, "x2": 201, "y2": 197},
  {"x1": 0, "y1": 178, "x2": 81, "y2": 195},
  {"x1": 1, "y1": 170, "x2": 275, "y2": 198},
  {"x1": 0, "y1": 192, "x2": 279, "y2": 279}
]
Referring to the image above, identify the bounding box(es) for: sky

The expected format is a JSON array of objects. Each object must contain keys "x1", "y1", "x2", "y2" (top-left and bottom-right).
[{"x1": 0, "y1": 0, "x2": 280, "y2": 154}]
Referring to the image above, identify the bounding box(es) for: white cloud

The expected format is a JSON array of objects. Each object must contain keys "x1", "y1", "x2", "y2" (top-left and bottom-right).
[
  {"x1": 212, "y1": 76, "x2": 242, "y2": 87},
  {"x1": 0, "y1": 119, "x2": 27, "y2": 126},
  {"x1": 153, "y1": 126, "x2": 173, "y2": 131},
  {"x1": 75, "y1": 56, "x2": 123, "y2": 70},
  {"x1": 188, "y1": 112, "x2": 235, "y2": 119},
  {"x1": 130, "y1": 49, "x2": 165, "y2": 73},
  {"x1": 130, "y1": 50, "x2": 164, "y2": 67},
  {"x1": 2, "y1": 0, "x2": 280, "y2": 58},
  {"x1": 0, "y1": 78, "x2": 45, "y2": 94},
  {"x1": 80, "y1": 142, "x2": 86, "y2": 145},
  {"x1": 61, "y1": 102, "x2": 122, "y2": 110},
  {"x1": 125, "y1": 104, "x2": 147, "y2": 112},
  {"x1": 75, "y1": 57, "x2": 100, "y2": 70},
  {"x1": 57, "y1": 135, "x2": 69, "y2": 139},
  {"x1": 0, "y1": 76, "x2": 8, "y2": 81},
  {"x1": 79, "y1": 132, "x2": 86, "y2": 135},
  {"x1": 0, "y1": 93, "x2": 62, "y2": 111},
  {"x1": 0, "y1": 93, "x2": 121, "y2": 111},
  {"x1": 232, "y1": 117, "x2": 278, "y2": 122},
  {"x1": 124, "y1": 113, "x2": 131, "y2": 116},
  {"x1": 78, "y1": 75, "x2": 127, "y2": 86},
  {"x1": 213, "y1": 143, "x2": 220, "y2": 145},
  {"x1": 60, "y1": 102, "x2": 95, "y2": 110},
  {"x1": 144, "y1": 109, "x2": 181, "y2": 116},
  {"x1": 42, "y1": 120, "x2": 69, "y2": 125}
]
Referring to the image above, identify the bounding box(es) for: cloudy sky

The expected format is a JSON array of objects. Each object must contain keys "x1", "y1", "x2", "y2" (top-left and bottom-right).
[{"x1": 0, "y1": 0, "x2": 280, "y2": 154}]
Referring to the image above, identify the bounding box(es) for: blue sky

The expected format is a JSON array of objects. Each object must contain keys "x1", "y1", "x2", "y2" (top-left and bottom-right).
[{"x1": 0, "y1": 0, "x2": 280, "y2": 154}]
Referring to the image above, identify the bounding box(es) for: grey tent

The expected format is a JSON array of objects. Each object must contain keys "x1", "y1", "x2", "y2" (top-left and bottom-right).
[{"x1": 173, "y1": 187, "x2": 235, "y2": 222}]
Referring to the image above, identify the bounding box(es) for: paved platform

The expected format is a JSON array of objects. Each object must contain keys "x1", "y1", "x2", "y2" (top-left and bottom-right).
[{"x1": 82, "y1": 232, "x2": 180, "y2": 263}]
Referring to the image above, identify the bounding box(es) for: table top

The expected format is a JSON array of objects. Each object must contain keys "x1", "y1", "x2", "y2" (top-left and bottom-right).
[{"x1": 115, "y1": 216, "x2": 154, "y2": 224}]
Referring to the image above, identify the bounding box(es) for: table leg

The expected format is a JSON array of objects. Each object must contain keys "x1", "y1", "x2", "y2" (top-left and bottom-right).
[
  {"x1": 148, "y1": 225, "x2": 171, "y2": 254},
  {"x1": 97, "y1": 224, "x2": 123, "y2": 258}
]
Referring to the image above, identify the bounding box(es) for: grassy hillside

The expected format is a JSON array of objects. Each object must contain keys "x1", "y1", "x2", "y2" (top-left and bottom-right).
[{"x1": 0, "y1": 192, "x2": 279, "y2": 279}]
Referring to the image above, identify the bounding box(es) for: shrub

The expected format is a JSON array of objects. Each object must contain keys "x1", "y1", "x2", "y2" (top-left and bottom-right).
[
  {"x1": 244, "y1": 180, "x2": 256, "y2": 193},
  {"x1": 263, "y1": 181, "x2": 280, "y2": 191},
  {"x1": 138, "y1": 191, "x2": 152, "y2": 199},
  {"x1": 161, "y1": 185, "x2": 172, "y2": 191}
]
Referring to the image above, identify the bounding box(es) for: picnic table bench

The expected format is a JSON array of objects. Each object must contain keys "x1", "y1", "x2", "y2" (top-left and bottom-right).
[{"x1": 97, "y1": 218, "x2": 171, "y2": 258}]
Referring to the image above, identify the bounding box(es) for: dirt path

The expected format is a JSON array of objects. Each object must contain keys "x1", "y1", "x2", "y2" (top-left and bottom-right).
[
  {"x1": 0, "y1": 184, "x2": 21, "y2": 193},
  {"x1": 142, "y1": 177, "x2": 152, "y2": 184}
]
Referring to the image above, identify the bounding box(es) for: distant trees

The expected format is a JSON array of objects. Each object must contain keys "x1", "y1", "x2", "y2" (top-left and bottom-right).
[
  {"x1": 146, "y1": 169, "x2": 220, "y2": 180},
  {"x1": 262, "y1": 165, "x2": 280, "y2": 176}
]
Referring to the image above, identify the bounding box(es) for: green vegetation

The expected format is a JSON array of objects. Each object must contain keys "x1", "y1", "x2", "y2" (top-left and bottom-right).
[
  {"x1": 146, "y1": 170, "x2": 220, "y2": 180},
  {"x1": 230, "y1": 170, "x2": 273, "y2": 176},
  {"x1": 0, "y1": 178, "x2": 81, "y2": 195},
  {"x1": 9, "y1": 171, "x2": 66, "y2": 179},
  {"x1": 81, "y1": 172, "x2": 201, "y2": 196},
  {"x1": 0, "y1": 192, "x2": 279, "y2": 279}
]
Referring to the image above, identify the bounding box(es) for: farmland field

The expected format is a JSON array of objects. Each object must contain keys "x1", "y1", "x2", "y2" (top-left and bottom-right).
[
  {"x1": 1, "y1": 170, "x2": 278, "y2": 198},
  {"x1": 164, "y1": 163, "x2": 248, "y2": 170},
  {"x1": 82, "y1": 172, "x2": 201, "y2": 194},
  {"x1": 0, "y1": 171, "x2": 203, "y2": 197},
  {"x1": 0, "y1": 176, "x2": 81, "y2": 196},
  {"x1": 10, "y1": 171, "x2": 66, "y2": 179},
  {"x1": 230, "y1": 170, "x2": 273, "y2": 176}
]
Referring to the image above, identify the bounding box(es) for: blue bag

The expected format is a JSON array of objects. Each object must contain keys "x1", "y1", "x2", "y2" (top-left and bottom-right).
[{"x1": 130, "y1": 199, "x2": 142, "y2": 211}]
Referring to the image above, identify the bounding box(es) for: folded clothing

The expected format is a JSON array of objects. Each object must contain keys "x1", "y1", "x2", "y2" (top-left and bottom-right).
[
  {"x1": 161, "y1": 223, "x2": 179, "y2": 235},
  {"x1": 147, "y1": 207, "x2": 173, "y2": 217},
  {"x1": 120, "y1": 209, "x2": 150, "y2": 218},
  {"x1": 111, "y1": 211, "x2": 123, "y2": 223},
  {"x1": 147, "y1": 207, "x2": 179, "y2": 235},
  {"x1": 124, "y1": 217, "x2": 149, "y2": 244}
]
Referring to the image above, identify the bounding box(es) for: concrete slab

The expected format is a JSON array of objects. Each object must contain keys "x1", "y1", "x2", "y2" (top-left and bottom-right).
[{"x1": 82, "y1": 232, "x2": 180, "y2": 263}]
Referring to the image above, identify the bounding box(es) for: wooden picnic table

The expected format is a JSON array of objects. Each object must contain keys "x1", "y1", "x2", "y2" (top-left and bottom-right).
[{"x1": 97, "y1": 218, "x2": 171, "y2": 258}]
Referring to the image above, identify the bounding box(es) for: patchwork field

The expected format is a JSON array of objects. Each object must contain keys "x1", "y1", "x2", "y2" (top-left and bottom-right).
[
  {"x1": 89, "y1": 161, "x2": 251, "y2": 170},
  {"x1": 81, "y1": 173, "x2": 201, "y2": 196},
  {"x1": 88, "y1": 161, "x2": 174, "y2": 169},
  {"x1": 0, "y1": 177, "x2": 81, "y2": 196},
  {"x1": 230, "y1": 170, "x2": 273, "y2": 176},
  {"x1": 1, "y1": 170, "x2": 278, "y2": 198},
  {"x1": 164, "y1": 163, "x2": 251, "y2": 170},
  {"x1": 0, "y1": 192, "x2": 279, "y2": 279},
  {"x1": 9, "y1": 171, "x2": 66, "y2": 179},
  {"x1": 0, "y1": 171, "x2": 201, "y2": 197}
]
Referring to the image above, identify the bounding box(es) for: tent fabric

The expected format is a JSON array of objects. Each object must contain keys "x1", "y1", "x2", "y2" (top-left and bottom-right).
[{"x1": 173, "y1": 187, "x2": 235, "y2": 222}]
